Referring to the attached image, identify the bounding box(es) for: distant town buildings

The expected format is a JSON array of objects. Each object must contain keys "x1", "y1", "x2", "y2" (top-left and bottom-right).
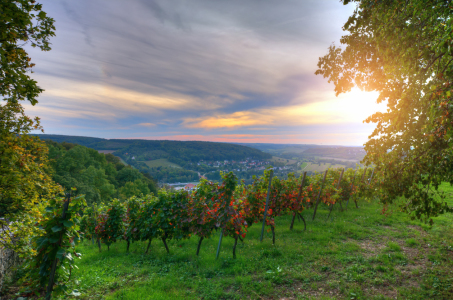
[{"x1": 184, "y1": 183, "x2": 197, "y2": 191}]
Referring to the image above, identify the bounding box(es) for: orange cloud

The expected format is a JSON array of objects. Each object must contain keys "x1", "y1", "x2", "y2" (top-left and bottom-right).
[
  {"x1": 182, "y1": 88, "x2": 385, "y2": 130},
  {"x1": 124, "y1": 133, "x2": 364, "y2": 145},
  {"x1": 136, "y1": 122, "x2": 156, "y2": 127},
  {"x1": 183, "y1": 111, "x2": 273, "y2": 129}
]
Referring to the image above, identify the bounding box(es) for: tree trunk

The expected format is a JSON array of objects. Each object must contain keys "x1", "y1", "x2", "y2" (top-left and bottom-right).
[
  {"x1": 145, "y1": 239, "x2": 151, "y2": 254},
  {"x1": 97, "y1": 237, "x2": 101, "y2": 252},
  {"x1": 290, "y1": 212, "x2": 296, "y2": 230},
  {"x1": 196, "y1": 237, "x2": 204, "y2": 256},
  {"x1": 327, "y1": 203, "x2": 334, "y2": 220},
  {"x1": 233, "y1": 236, "x2": 239, "y2": 259},
  {"x1": 299, "y1": 213, "x2": 306, "y2": 231},
  {"x1": 312, "y1": 170, "x2": 328, "y2": 221},
  {"x1": 127, "y1": 240, "x2": 130, "y2": 252},
  {"x1": 162, "y1": 235, "x2": 170, "y2": 253}
]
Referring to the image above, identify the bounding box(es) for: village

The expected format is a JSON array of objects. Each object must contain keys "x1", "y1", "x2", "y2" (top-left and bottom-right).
[
  {"x1": 197, "y1": 158, "x2": 270, "y2": 171},
  {"x1": 166, "y1": 158, "x2": 298, "y2": 191}
]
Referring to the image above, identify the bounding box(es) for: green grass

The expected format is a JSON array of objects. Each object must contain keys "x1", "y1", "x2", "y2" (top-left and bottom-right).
[
  {"x1": 303, "y1": 162, "x2": 347, "y2": 173},
  {"x1": 405, "y1": 238, "x2": 419, "y2": 247},
  {"x1": 55, "y1": 185, "x2": 453, "y2": 300},
  {"x1": 118, "y1": 157, "x2": 129, "y2": 166},
  {"x1": 141, "y1": 159, "x2": 181, "y2": 169},
  {"x1": 8, "y1": 185, "x2": 453, "y2": 299},
  {"x1": 270, "y1": 156, "x2": 297, "y2": 166}
]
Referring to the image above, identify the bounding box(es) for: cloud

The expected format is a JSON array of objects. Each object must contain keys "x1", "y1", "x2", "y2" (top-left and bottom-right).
[
  {"x1": 24, "y1": 0, "x2": 375, "y2": 145},
  {"x1": 33, "y1": 0, "x2": 353, "y2": 108},
  {"x1": 136, "y1": 122, "x2": 156, "y2": 127},
  {"x1": 182, "y1": 88, "x2": 385, "y2": 129},
  {"x1": 184, "y1": 111, "x2": 273, "y2": 129}
]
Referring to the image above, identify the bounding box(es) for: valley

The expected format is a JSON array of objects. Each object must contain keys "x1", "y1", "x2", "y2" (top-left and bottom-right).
[{"x1": 36, "y1": 134, "x2": 366, "y2": 186}]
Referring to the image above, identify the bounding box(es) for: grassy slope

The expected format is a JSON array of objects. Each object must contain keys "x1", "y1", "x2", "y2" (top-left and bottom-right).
[
  {"x1": 141, "y1": 159, "x2": 182, "y2": 169},
  {"x1": 302, "y1": 162, "x2": 347, "y2": 173},
  {"x1": 97, "y1": 150, "x2": 116, "y2": 154},
  {"x1": 66, "y1": 184, "x2": 453, "y2": 300},
  {"x1": 270, "y1": 156, "x2": 297, "y2": 165}
]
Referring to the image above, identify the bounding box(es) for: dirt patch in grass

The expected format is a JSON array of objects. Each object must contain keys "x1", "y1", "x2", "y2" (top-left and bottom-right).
[
  {"x1": 355, "y1": 239, "x2": 386, "y2": 257},
  {"x1": 390, "y1": 238, "x2": 432, "y2": 262},
  {"x1": 366, "y1": 286, "x2": 398, "y2": 299},
  {"x1": 295, "y1": 281, "x2": 342, "y2": 300},
  {"x1": 407, "y1": 225, "x2": 427, "y2": 236},
  {"x1": 401, "y1": 245, "x2": 423, "y2": 261}
]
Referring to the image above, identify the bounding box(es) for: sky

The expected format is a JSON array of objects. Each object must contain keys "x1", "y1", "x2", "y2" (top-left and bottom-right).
[{"x1": 26, "y1": 0, "x2": 386, "y2": 146}]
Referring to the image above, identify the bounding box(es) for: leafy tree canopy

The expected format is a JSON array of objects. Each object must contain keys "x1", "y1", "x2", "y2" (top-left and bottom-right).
[
  {"x1": 1, "y1": 0, "x2": 55, "y2": 105},
  {"x1": 0, "y1": 1, "x2": 57, "y2": 253},
  {"x1": 316, "y1": 0, "x2": 453, "y2": 222},
  {"x1": 46, "y1": 141, "x2": 158, "y2": 205}
]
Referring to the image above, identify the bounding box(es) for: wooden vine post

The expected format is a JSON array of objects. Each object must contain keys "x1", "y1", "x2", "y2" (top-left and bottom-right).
[
  {"x1": 260, "y1": 169, "x2": 274, "y2": 242},
  {"x1": 45, "y1": 194, "x2": 71, "y2": 300},
  {"x1": 196, "y1": 237, "x2": 204, "y2": 256},
  {"x1": 327, "y1": 169, "x2": 344, "y2": 220},
  {"x1": 232, "y1": 235, "x2": 239, "y2": 259},
  {"x1": 215, "y1": 230, "x2": 223, "y2": 259},
  {"x1": 312, "y1": 169, "x2": 328, "y2": 221},
  {"x1": 354, "y1": 167, "x2": 367, "y2": 208},
  {"x1": 368, "y1": 168, "x2": 375, "y2": 185},
  {"x1": 162, "y1": 233, "x2": 170, "y2": 253},
  {"x1": 290, "y1": 171, "x2": 307, "y2": 230},
  {"x1": 216, "y1": 182, "x2": 235, "y2": 259},
  {"x1": 145, "y1": 239, "x2": 152, "y2": 254},
  {"x1": 367, "y1": 168, "x2": 375, "y2": 200},
  {"x1": 345, "y1": 170, "x2": 357, "y2": 208}
]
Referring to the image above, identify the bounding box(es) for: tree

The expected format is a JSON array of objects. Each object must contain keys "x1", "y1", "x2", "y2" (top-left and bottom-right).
[
  {"x1": 119, "y1": 179, "x2": 150, "y2": 199},
  {"x1": 0, "y1": 0, "x2": 57, "y2": 253},
  {"x1": 316, "y1": 0, "x2": 453, "y2": 222},
  {"x1": 0, "y1": 104, "x2": 61, "y2": 254},
  {"x1": 1, "y1": 0, "x2": 55, "y2": 105}
]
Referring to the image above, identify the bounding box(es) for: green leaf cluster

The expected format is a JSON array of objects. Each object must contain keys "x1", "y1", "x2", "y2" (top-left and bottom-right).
[
  {"x1": 45, "y1": 141, "x2": 157, "y2": 205},
  {"x1": 316, "y1": 0, "x2": 453, "y2": 222},
  {"x1": 21, "y1": 195, "x2": 86, "y2": 297}
]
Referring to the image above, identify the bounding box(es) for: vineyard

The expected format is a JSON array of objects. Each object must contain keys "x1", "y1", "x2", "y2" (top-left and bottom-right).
[
  {"x1": 79, "y1": 167, "x2": 377, "y2": 259},
  {"x1": 7, "y1": 168, "x2": 453, "y2": 299}
]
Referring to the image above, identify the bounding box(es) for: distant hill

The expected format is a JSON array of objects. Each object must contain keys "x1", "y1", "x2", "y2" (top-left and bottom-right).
[
  {"x1": 35, "y1": 134, "x2": 274, "y2": 183},
  {"x1": 32, "y1": 135, "x2": 133, "y2": 150},
  {"x1": 301, "y1": 147, "x2": 366, "y2": 161},
  {"x1": 236, "y1": 143, "x2": 321, "y2": 153},
  {"x1": 35, "y1": 134, "x2": 272, "y2": 162},
  {"x1": 238, "y1": 143, "x2": 365, "y2": 161}
]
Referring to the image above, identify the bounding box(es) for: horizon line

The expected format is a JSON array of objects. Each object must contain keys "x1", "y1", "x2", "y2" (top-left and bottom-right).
[{"x1": 32, "y1": 133, "x2": 365, "y2": 147}]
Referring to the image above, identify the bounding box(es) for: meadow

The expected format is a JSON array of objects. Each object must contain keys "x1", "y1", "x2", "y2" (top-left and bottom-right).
[
  {"x1": 302, "y1": 162, "x2": 347, "y2": 173},
  {"x1": 60, "y1": 183, "x2": 453, "y2": 300},
  {"x1": 142, "y1": 159, "x2": 182, "y2": 169},
  {"x1": 270, "y1": 157, "x2": 298, "y2": 166}
]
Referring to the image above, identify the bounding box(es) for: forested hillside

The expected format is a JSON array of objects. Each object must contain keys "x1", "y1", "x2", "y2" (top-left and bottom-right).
[
  {"x1": 37, "y1": 135, "x2": 273, "y2": 183},
  {"x1": 45, "y1": 140, "x2": 158, "y2": 205},
  {"x1": 36, "y1": 135, "x2": 272, "y2": 161}
]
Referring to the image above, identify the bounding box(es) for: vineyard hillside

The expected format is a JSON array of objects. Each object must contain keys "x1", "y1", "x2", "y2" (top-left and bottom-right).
[{"x1": 21, "y1": 183, "x2": 452, "y2": 300}]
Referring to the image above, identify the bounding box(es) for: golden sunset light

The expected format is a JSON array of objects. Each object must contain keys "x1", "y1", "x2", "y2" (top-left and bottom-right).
[{"x1": 3, "y1": 1, "x2": 452, "y2": 298}]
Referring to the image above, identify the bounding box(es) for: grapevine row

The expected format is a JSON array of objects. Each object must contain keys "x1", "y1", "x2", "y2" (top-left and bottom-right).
[{"x1": 80, "y1": 167, "x2": 378, "y2": 258}]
